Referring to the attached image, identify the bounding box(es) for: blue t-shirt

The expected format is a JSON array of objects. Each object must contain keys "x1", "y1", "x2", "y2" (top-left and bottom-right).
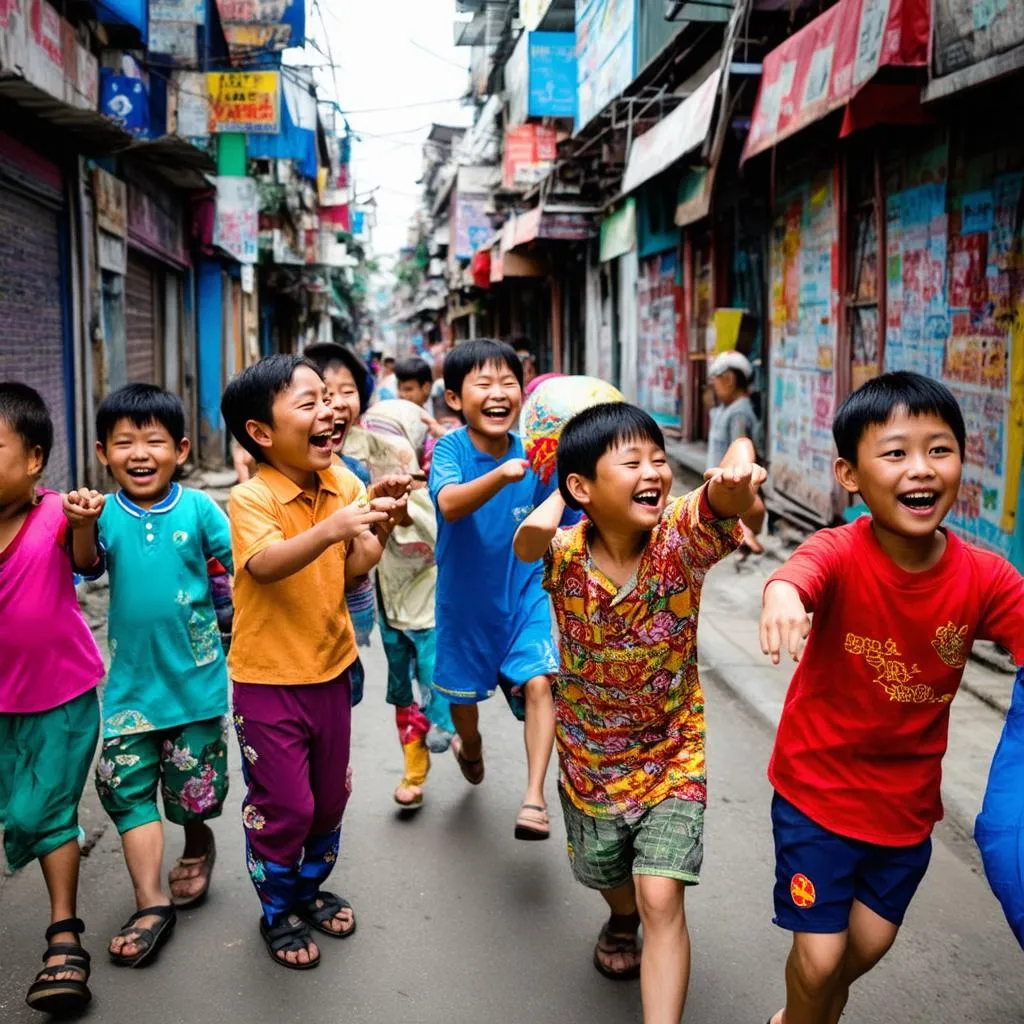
[
  {"x1": 429, "y1": 428, "x2": 573, "y2": 693},
  {"x1": 97, "y1": 484, "x2": 233, "y2": 737}
]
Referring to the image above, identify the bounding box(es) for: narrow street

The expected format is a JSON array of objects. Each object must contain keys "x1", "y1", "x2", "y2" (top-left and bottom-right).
[{"x1": 2, "y1": 598, "x2": 1022, "y2": 1024}]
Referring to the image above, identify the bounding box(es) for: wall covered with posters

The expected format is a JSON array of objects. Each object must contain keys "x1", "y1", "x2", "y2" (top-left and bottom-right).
[
  {"x1": 636, "y1": 250, "x2": 682, "y2": 427},
  {"x1": 883, "y1": 132, "x2": 1024, "y2": 560},
  {"x1": 767, "y1": 162, "x2": 840, "y2": 522}
]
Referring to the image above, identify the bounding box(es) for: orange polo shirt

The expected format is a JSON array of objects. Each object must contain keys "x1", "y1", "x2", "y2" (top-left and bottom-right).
[{"x1": 227, "y1": 463, "x2": 364, "y2": 685}]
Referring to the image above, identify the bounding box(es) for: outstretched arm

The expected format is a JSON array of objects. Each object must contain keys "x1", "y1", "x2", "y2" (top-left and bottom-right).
[
  {"x1": 436, "y1": 459, "x2": 528, "y2": 523},
  {"x1": 514, "y1": 489, "x2": 565, "y2": 562},
  {"x1": 760, "y1": 581, "x2": 811, "y2": 664},
  {"x1": 705, "y1": 438, "x2": 766, "y2": 519}
]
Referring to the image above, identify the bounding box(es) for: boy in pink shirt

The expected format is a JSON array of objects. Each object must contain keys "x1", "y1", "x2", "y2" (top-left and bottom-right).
[{"x1": 0, "y1": 383, "x2": 106, "y2": 1015}]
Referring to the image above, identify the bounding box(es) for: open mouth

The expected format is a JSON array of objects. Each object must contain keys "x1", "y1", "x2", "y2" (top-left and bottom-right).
[
  {"x1": 898, "y1": 490, "x2": 939, "y2": 513},
  {"x1": 632, "y1": 488, "x2": 662, "y2": 508},
  {"x1": 309, "y1": 432, "x2": 333, "y2": 450},
  {"x1": 330, "y1": 421, "x2": 348, "y2": 444},
  {"x1": 482, "y1": 406, "x2": 511, "y2": 421},
  {"x1": 126, "y1": 467, "x2": 158, "y2": 482}
]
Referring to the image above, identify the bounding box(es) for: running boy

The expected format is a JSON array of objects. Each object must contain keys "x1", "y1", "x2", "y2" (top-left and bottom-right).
[
  {"x1": 0, "y1": 383, "x2": 105, "y2": 1014},
  {"x1": 221, "y1": 354, "x2": 408, "y2": 971},
  {"x1": 759, "y1": 372, "x2": 1024, "y2": 1024},
  {"x1": 85, "y1": 384, "x2": 234, "y2": 967},
  {"x1": 429, "y1": 339, "x2": 577, "y2": 841},
  {"x1": 514, "y1": 403, "x2": 763, "y2": 1024}
]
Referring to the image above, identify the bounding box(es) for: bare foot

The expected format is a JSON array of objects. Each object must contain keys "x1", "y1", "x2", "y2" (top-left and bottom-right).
[{"x1": 394, "y1": 781, "x2": 424, "y2": 806}]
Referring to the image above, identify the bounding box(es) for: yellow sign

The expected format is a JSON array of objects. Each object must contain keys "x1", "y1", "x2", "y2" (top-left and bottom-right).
[{"x1": 207, "y1": 71, "x2": 279, "y2": 134}]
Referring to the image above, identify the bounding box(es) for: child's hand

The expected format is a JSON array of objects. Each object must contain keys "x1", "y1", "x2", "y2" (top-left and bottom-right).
[
  {"x1": 421, "y1": 413, "x2": 447, "y2": 440},
  {"x1": 325, "y1": 496, "x2": 390, "y2": 544},
  {"x1": 760, "y1": 581, "x2": 811, "y2": 665},
  {"x1": 704, "y1": 461, "x2": 767, "y2": 491},
  {"x1": 63, "y1": 489, "x2": 105, "y2": 530},
  {"x1": 500, "y1": 459, "x2": 530, "y2": 484},
  {"x1": 369, "y1": 474, "x2": 413, "y2": 502}
]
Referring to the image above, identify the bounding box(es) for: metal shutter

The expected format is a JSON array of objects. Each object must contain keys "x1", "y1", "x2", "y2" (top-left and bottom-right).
[
  {"x1": 126, "y1": 252, "x2": 157, "y2": 383},
  {"x1": 0, "y1": 185, "x2": 70, "y2": 490}
]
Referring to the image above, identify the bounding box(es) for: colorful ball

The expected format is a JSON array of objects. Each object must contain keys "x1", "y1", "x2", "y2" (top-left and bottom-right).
[{"x1": 520, "y1": 376, "x2": 625, "y2": 483}]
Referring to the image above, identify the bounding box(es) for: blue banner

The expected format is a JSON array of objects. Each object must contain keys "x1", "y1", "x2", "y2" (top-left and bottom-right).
[{"x1": 528, "y1": 32, "x2": 576, "y2": 119}]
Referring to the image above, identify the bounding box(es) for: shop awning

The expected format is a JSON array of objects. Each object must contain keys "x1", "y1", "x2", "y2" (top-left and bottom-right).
[
  {"x1": 742, "y1": 0, "x2": 929, "y2": 162},
  {"x1": 509, "y1": 205, "x2": 597, "y2": 247},
  {"x1": 621, "y1": 68, "x2": 721, "y2": 195}
]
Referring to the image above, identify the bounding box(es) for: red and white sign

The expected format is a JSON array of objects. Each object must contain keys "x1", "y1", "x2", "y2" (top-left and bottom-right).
[{"x1": 502, "y1": 124, "x2": 559, "y2": 190}]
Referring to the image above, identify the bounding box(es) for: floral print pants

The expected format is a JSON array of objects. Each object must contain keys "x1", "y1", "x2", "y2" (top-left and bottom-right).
[{"x1": 95, "y1": 716, "x2": 228, "y2": 835}]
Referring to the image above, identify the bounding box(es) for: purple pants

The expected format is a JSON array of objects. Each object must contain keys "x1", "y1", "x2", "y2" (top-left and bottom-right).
[{"x1": 232, "y1": 671, "x2": 352, "y2": 925}]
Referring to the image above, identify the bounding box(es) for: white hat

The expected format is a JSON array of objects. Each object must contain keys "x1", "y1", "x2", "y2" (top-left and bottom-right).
[{"x1": 708, "y1": 350, "x2": 753, "y2": 381}]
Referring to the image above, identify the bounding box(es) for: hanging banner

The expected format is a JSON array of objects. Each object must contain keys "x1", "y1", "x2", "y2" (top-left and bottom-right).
[
  {"x1": 207, "y1": 70, "x2": 279, "y2": 133},
  {"x1": 214, "y1": 177, "x2": 259, "y2": 265},
  {"x1": 215, "y1": 0, "x2": 304, "y2": 59}
]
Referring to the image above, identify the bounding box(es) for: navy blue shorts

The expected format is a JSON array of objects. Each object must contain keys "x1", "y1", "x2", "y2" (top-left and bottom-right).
[{"x1": 771, "y1": 792, "x2": 932, "y2": 934}]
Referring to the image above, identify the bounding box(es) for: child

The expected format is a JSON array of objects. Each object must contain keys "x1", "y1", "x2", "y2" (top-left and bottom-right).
[
  {"x1": 429, "y1": 339, "x2": 576, "y2": 840},
  {"x1": 395, "y1": 357, "x2": 434, "y2": 408},
  {"x1": 0, "y1": 382, "x2": 105, "y2": 1014},
  {"x1": 84, "y1": 384, "x2": 234, "y2": 967},
  {"x1": 514, "y1": 403, "x2": 763, "y2": 1023},
  {"x1": 362, "y1": 400, "x2": 456, "y2": 807},
  {"x1": 759, "y1": 372, "x2": 1024, "y2": 1024},
  {"x1": 706, "y1": 350, "x2": 766, "y2": 555},
  {"x1": 221, "y1": 354, "x2": 408, "y2": 971}
]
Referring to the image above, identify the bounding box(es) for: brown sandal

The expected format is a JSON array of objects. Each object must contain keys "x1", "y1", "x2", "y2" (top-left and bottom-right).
[
  {"x1": 593, "y1": 913, "x2": 642, "y2": 981},
  {"x1": 514, "y1": 803, "x2": 550, "y2": 840},
  {"x1": 169, "y1": 833, "x2": 216, "y2": 908},
  {"x1": 452, "y1": 736, "x2": 484, "y2": 785}
]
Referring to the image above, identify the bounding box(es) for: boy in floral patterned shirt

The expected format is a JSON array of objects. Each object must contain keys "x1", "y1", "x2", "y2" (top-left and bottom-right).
[
  {"x1": 514, "y1": 403, "x2": 763, "y2": 1024},
  {"x1": 83, "y1": 385, "x2": 234, "y2": 967}
]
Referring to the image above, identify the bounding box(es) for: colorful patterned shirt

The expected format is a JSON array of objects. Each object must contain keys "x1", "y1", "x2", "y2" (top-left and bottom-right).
[{"x1": 543, "y1": 487, "x2": 741, "y2": 820}]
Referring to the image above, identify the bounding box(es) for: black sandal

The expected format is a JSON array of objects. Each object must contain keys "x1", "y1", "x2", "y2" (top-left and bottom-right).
[
  {"x1": 109, "y1": 904, "x2": 177, "y2": 967},
  {"x1": 25, "y1": 918, "x2": 92, "y2": 1014},
  {"x1": 593, "y1": 912, "x2": 642, "y2": 981},
  {"x1": 260, "y1": 915, "x2": 321, "y2": 970},
  {"x1": 297, "y1": 890, "x2": 357, "y2": 939}
]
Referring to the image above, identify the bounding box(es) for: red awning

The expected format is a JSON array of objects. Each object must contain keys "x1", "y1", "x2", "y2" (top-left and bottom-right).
[{"x1": 742, "y1": 0, "x2": 929, "y2": 162}]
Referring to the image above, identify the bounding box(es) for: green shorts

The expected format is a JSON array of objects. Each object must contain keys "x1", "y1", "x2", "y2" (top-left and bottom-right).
[
  {"x1": 96, "y1": 717, "x2": 229, "y2": 834},
  {"x1": 0, "y1": 689, "x2": 100, "y2": 872},
  {"x1": 559, "y1": 788, "x2": 705, "y2": 891}
]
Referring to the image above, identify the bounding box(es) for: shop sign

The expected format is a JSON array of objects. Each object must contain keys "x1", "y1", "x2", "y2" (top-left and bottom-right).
[
  {"x1": 214, "y1": 177, "x2": 259, "y2": 265},
  {"x1": 933, "y1": 0, "x2": 1024, "y2": 78},
  {"x1": 576, "y1": 0, "x2": 637, "y2": 132},
  {"x1": 0, "y1": 0, "x2": 28, "y2": 76},
  {"x1": 452, "y1": 192, "x2": 491, "y2": 261},
  {"x1": 168, "y1": 71, "x2": 210, "y2": 138},
  {"x1": 538, "y1": 211, "x2": 593, "y2": 241},
  {"x1": 215, "y1": 0, "x2": 304, "y2": 60},
  {"x1": 207, "y1": 70, "x2": 280, "y2": 134},
  {"x1": 529, "y1": 32, "x2": 576, "y2": 119},
  {"x1": 93, "y1": 168, "x2": 127, "y2": 237},
  {"x1": 25, "y1": 0, "x2": 63, "y2": 100},
  {"x1": 128, "y1": 183, "x2": 187, "y2": 266},
  {"x1": 502, "y1": 124, "x2": 558, "y2": 189}
]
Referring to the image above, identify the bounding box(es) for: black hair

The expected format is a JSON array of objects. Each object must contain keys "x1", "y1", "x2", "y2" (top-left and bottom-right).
[
  {"x1": 395, "y1": 357, "x2": 432, "y2": 387},
  {"x1": 304, "y1": 342, "x2": 371, "y2": 413},
  {"x1": 96, "y1": 383, "x2": 186, "y2": 447},
  {"x1": 833, "y1": 371, "x2": 966, "y2": 464},
  {"x1": 443, "y1": 338, "x2": 523, "y2": 398},
  {"x1": 557, "y1": 403, "x2": 665, "y2": 510},
  {"x1": 221, "y1": 354, "x2": 323, "y2": 464},
  {"x1": 0, "y1": 381, "x2": 53, "y2": 469}
]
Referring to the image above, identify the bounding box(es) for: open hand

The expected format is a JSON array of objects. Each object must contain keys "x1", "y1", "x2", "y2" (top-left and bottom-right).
[
  {"x1": 369, "y1": 474, "x2": 413, "y2": 502},
  {"x1": 759, "y1": 581, "x2": 811, "y2": 665},
  {"x1": 63, "y1": 489, "x2": 105, "y2": 530}
]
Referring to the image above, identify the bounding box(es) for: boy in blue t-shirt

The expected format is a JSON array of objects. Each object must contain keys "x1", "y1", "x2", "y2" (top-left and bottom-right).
[{"x1": 429, "y1": 339, "x2": 574, "y2": 841}]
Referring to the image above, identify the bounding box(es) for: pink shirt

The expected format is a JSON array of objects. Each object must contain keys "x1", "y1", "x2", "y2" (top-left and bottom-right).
[{"x1": 0, "y1": 490, "x2": 105, "y2": 713}]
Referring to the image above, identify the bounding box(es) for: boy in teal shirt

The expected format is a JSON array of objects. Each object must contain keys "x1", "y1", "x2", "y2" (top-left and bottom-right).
[{"x1": 77, "y1": 384, "x2": 233, "y2": 968}]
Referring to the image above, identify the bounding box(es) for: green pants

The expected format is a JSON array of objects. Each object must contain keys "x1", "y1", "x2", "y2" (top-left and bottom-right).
[
  {"x1": 0, "y1": 689, "x2": 100, "y2": 872},
  {"x1": 96, "y1": 717, "x2": 229, "y2": 835}
]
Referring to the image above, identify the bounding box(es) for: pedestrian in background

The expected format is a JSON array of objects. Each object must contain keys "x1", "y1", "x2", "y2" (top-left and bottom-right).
[{"x1": 0, "y1": 383, "x2": 105, "y2": 1014}]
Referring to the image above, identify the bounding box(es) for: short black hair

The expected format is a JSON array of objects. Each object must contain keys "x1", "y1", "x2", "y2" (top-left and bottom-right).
[
  {"x1": 96, "y1": 383, "x2": 186, "y2": 448},
  {"x1": 395, "y1": 357, "x2": 432, "y2": 387},
  {"x1": 304, "y1": 342, "x2": 371, "y2": 413},
  {"x1": 557, "y1": 403, "x2": 665, "y2": 510},
  {"x1": 0, "y1": 381, "x2": 53, "y2": 468},
  {"x1": 443, "y1": 339, "x2": 523, "y2": 398},
  {"x1": 833, "y1": 371, "x2": 966, "y2": 464},
  {"x1": 221, "y1": 354, "x2": 322, "y2": 464}
]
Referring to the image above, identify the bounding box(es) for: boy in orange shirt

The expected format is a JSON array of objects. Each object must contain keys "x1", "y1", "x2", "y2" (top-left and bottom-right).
[{"x1": 221, "y1": 355, "x2": 409, "y2": 971}]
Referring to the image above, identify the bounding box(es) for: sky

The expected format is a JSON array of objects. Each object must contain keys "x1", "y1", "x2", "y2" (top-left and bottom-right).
[{"x1": 293, "y1": 0, "x2": 472, "y2": 261}]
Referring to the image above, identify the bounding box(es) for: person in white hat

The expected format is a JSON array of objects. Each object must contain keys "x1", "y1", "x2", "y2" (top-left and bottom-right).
[{"x1": 706, "y1": 351, "x2": 766, "y2": 555}]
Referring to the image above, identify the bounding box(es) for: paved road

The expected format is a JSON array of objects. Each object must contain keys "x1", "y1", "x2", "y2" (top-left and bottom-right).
[{"x1": 2, "y1": 629, "x2": 1023, "y2": 1024}]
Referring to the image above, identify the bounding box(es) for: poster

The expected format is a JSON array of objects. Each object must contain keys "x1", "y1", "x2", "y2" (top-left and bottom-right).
[
  {"x1": 215, "y1": 0, "x2": 304, "y2": 59},
  {"x1": 214, "y1": 177, "x2": 258, "y2": 264},
  {"x1": 636, "y1": 252, "x2": 681, "y2": 427},
  {"x1": 575, "y1": 0, "x2": 635, "y2": 131},
  {"x1": 207, "y1": 70, "x2": 279, "y2": 133}
]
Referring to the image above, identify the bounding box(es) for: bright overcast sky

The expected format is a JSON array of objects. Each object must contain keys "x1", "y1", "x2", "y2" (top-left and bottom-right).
[{"x1": 297, "y1": 0, "x2": 471, "y2": 259}]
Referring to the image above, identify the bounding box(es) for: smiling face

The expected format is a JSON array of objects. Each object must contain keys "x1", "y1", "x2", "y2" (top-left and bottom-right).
[
  {"x1": 322, "y1": 364, "x2": 361, "y2": 453},
  {"x1": 835, "y1": 408, "x2": 962, "y2": 541},
  {"x1": 568, "y1": 436, "x2": 673, "y2": 533},
  {"x1": 97, "y1": 418, "x2": 189, "y2": 507},
  {"x1": 446, "y1": 359, "x2": 522, "y2": 445}
]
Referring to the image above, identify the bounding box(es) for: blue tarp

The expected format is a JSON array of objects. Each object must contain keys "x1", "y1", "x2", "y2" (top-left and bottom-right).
[
  {"x1": 94, "y1": 0, "x2": 147, "y2": 42},
  {"x1": 976, "y1": 666, "x2": 1024, "y2": 949},
  {"x1": 246, "y1": 72, "x2": 318, "y2": 180}
]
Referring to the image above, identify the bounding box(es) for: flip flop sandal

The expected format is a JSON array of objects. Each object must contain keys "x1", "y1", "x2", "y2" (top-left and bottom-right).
[
  {"x1": 169, "y1": 832, "x2": 217, "y2": 908},
  {"x1": 297, "y1": 891, "x2": 357, "y2": 940},
  {"x1": 260, "y1": 916, "x2": 320, "y2": 970},
  {"x1": 593, "y1": 917, "x2": 642, "y2": 981},
  {"x1": 109, "y1": 905, "x2": 177, "y2": 968},
  {"x1": 452, "y1": 736, "x2": 485, "y2": 785},
  {"x1": 394, "y1": 780, "x2": 424, "y2": 808},
  {"x1": 25, "y1": 918, "x2": 92, "y2": 1014},
  {"x1": 514, "y1": 803, "x2": 551, "y2": 841}
]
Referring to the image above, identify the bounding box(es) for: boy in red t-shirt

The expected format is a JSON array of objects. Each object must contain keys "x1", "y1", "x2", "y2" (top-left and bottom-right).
[{"x1": 760, "y1": 371, "x2": 1024, "y2": 1024}]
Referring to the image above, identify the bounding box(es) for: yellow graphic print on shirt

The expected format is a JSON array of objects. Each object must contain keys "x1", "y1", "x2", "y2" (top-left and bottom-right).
[
  {"x1": 932, "y1": 621, "x2": 968, "y2": 668},
  {"x1": 844, "y1": 632, "x2": 953, "y2": 705}
]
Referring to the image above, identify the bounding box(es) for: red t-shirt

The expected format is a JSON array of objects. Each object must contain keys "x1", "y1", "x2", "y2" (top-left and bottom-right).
[{"x1": 768, "y1": 516, "x2": 1024, "y2": 847}]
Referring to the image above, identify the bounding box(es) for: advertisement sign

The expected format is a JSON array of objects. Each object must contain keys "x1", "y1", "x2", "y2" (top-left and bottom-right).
[
  {"x1": 453, "y1": 192, "x2": 491, "y2": 261},
  {"x1": 168, "y1": 71, "x2": 210, "y2": 138},
  {"x1": 529, "y1": 32, "x2": 576, "y2": 119},
  {"x1": 933, "y1": 0, "x2": 1024, "y2": 78},
  {"x1": 101, "y1": 70, "x2": 149, "y2": 136},
  {"x1": 637, "y1": 251, "x2": 682, "y2": 426},
  {"x1": 207, "y1": 71, "x2": 280, "y2": 133},
  {"x1": 576, "y1": 0, "x2": 636, "y2": 131},
  {"x1": 503, "y1": 124, "x2": 559, "y2": 189},
  {"x1": 215, "y1": 0, "x2": 304, "y2": 59},
  {"x1": 149, "y1": 0, "x2": 203, "y2": 62},
  {"x1": 214, "y1": 177, "x2": 259, "y2": 265}
]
